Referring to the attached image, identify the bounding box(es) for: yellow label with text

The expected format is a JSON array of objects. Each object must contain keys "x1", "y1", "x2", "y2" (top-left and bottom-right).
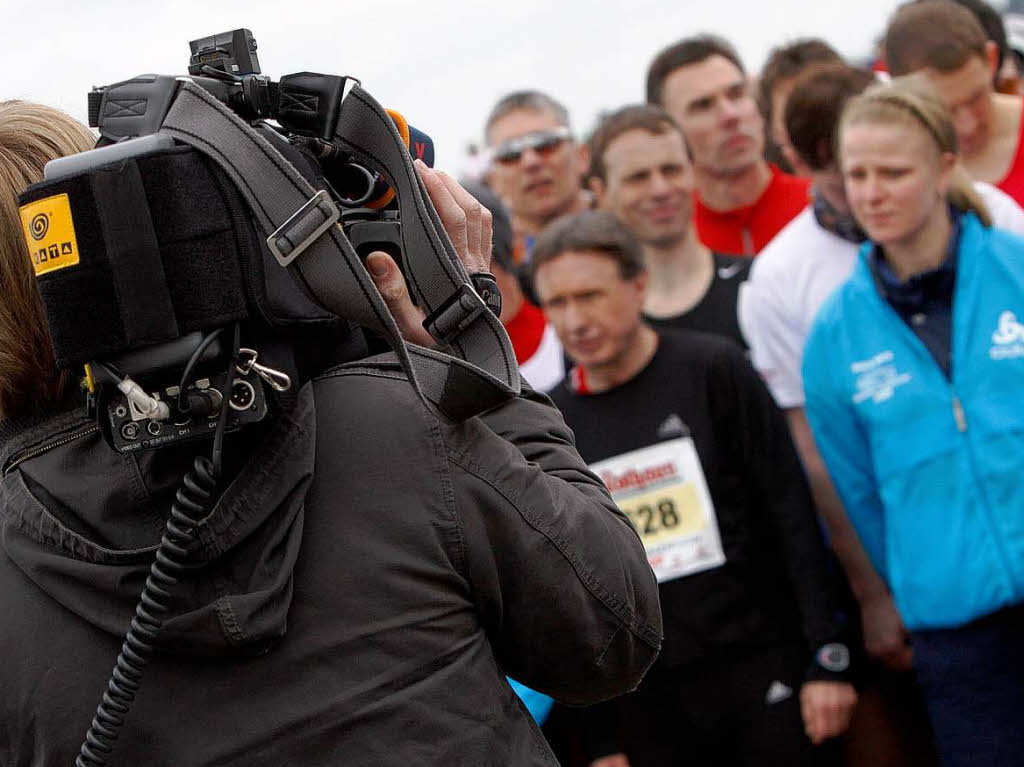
[{"x1": 19, "y1": 193, "x2": 80, "y2": 276}]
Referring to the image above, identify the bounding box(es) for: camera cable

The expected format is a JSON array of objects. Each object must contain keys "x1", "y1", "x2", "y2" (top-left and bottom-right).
[{"x1": 75, "y1": 323, "x2": 241, "y2": 767}]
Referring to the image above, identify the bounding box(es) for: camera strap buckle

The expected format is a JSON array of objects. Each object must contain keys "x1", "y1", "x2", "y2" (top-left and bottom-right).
[
  {"x1": 423, "y1": 284, "x2": 488, "y2": 347},
  {"x1": 266, "y1": 189, "x2": 340, "y2": 267}
]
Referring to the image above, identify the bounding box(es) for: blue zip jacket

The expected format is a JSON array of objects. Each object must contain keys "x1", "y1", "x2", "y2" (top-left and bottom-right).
[{"x1": 803, "y1": 212, "x2": 1024, "y2": 631}]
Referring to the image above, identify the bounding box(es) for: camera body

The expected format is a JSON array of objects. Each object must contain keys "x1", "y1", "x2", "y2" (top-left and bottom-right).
[
  {"x1": 22, "y1": 27, "x2": 515, "y2": 458},
  {"x1": 60, "y1": 29, "x2": 445, "y2": 453}
]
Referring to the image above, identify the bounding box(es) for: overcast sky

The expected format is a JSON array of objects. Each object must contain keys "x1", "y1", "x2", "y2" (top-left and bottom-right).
[{"x1": 0, "y1": 0, "x2": 999, "y2": 170}]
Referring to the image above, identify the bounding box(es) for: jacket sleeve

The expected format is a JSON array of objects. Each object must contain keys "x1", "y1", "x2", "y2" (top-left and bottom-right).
[
  {"x1": 442, "y1": 386, "x2": 663, "y2": 705},
  {"x1": 802, "y1": 334, "x2": 888, "y2": 582},
  {"x1": 709, "y1": 342, "x2": 851, "y2": 669}
]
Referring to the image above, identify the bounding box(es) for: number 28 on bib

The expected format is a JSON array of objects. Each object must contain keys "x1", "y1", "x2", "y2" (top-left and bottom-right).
[{"x1": 591, "y1": 438, "x2": 726, "y2": 583}]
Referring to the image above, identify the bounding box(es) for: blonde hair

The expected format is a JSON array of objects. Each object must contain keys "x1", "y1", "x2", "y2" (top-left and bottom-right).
[
  {"x1": 838, "y1": 78, "x2": 992, "y2": 227},
  {"x1": 0, "y1": 100, "x2": 95, "y2": 418}
]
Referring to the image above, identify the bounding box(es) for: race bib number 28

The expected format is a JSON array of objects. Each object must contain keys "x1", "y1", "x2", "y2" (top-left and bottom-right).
[{"x1": 591, "y1": 438, "x2": 726, "y2": 583}]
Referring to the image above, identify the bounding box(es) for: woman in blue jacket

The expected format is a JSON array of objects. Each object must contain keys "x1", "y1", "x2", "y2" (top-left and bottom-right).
[{"x1": 802, "y1": 82, "x2": 1024, "y2": 767}]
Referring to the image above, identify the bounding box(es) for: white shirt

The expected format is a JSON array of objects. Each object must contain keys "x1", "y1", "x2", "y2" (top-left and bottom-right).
[
  {"x1": 739, "y1": 182, "x2": 1024, "y2": 408},
  {"x1": 519, "y1": 323, "x2": 565, "y2": 393}
]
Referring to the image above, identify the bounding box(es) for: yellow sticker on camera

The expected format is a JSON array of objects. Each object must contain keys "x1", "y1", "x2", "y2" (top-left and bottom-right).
[{"x1": 19, "y1": 193, "x2": 80, "y2": 276}]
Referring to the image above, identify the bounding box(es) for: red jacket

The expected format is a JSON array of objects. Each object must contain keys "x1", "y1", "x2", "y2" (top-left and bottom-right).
[{"x1": 694, "y1": 165, "x2": 810, "y2": 256}]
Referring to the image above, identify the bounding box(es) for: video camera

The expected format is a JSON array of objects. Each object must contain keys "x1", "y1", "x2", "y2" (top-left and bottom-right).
[{"x1": 22, "y1": 28, "x2": 511, "y2": 458}]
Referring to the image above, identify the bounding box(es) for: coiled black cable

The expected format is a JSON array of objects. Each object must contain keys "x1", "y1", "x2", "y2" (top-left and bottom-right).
[
  {"x1": 75, "y1": 455, "x2": 219, "y2": 767},
  {"x1": 75, "y1": 324, "x2": 240, "y2": 766}
]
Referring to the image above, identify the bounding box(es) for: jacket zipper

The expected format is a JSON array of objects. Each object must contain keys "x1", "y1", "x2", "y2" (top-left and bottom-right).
[
  {"x1": 2, "y1": 426, "x2": 99, "y2": 478},
  {"x1": 867, "y1": 268, "x2": 1019, "y2": 595},
  {"x1": 951, "y1": 396, "x2": 967, "y2": 432}
]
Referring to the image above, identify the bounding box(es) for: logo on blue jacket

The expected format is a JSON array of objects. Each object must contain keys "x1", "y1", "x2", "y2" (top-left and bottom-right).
[
  {"x1": 851, "y1": 350, "x2": 912, "y2": 404},
  {"x1": 990, "y1": 310, "x2": 1024, "y2": 360}
]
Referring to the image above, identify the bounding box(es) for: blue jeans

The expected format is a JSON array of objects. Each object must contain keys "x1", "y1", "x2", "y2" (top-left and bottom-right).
[{"x1": 911, "y1": 603, "x2": 1024, "y2": 766}]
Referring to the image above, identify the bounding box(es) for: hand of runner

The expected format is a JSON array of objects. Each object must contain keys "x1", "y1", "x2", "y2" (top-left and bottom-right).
[
  {"x1": 366, "y1": 159, "x2": 493, "y2": 347},
  {"x1": 800, "y1": 680, "x2": 858, "y2": 745},
  {"x1": 860, "y1": 591, "x2": 914, "y2": 670},
  {"x1": 589, "y1": 753, "x2": 631, "y2": 767}
]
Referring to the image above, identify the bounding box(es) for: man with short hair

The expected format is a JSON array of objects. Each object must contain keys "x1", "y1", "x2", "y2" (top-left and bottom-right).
[
  {"x1": 758, "y1": 39, "x2": 842, "y2": 173},
  {"x1": 884, "y1": 0, "x2": 1024, "y2": 203},
  {"x1": 587, "y1": 104, "x2": 749, "y2": 348},
  {"x1": 484, "y1": 91, "x2": 591, "y2": 262},
  {"x1": 646, "y1": 35, "x2": 810, "y2": 256},
  {"x1": 535, "y1": 209, "x2": 857, "y2": 767}
]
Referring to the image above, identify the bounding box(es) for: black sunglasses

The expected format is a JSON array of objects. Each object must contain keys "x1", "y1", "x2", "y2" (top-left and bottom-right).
[{"x1": 491, "y1": 126, "x2": 572, "y2": 165}]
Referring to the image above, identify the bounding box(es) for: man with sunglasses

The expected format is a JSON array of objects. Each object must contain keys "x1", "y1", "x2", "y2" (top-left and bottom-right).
[
  {"x1": 484, "y1": 91, "x2": 593, "y2": 264},
  {"x1": 646, "y1": 35, "x2": 811, "y2": 257}
]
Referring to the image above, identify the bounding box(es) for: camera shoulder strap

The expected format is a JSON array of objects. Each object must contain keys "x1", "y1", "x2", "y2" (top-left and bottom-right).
[{"x1": 159, "y1": 81, "x2": 520, "y2": 422}]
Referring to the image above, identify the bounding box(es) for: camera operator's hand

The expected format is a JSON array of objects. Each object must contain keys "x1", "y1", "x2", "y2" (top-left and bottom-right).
[{"x1": 366, "y1": 159, "x2": 493, "y2": 347}]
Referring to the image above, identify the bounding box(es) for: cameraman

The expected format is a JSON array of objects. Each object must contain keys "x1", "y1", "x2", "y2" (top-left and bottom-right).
[{"x1": 0, "y1": 99, "x2": 662, "y2": 766}]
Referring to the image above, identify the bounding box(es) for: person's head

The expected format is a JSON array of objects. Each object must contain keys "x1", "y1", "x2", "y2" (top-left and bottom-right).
[
  {"x1": 646, "y1": 35, "x2": 764, "y2": 176},
  {"x1": 758, "y1": 39, "x2": 842, "y2": 162},
  {"x1": 530, "y1": 211, "x2": 647, "y2": 372},
  {"x1": 484, "y1": 91, "x2": 588, "y2": 229},
  {"x1": 587, "y1": 105, "x2": 694, "y2": 249},
  {"x1": 838, "y1": 80, "x2": 991, "y2": 249},
  {"x1": 0, "y1": 100, "x2": 95, "y2": 419},
  {"x1": 785, "y1": 64, "x2": 876, "y2": 215},
  {"x1": 949, "y1": 0, "x2": 1009, "y2": 87},
  {"x1": 884, "y1": 0, "x2": 998, "y2": 156}
]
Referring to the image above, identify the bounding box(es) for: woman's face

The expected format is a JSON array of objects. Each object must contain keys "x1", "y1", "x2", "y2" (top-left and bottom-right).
[{"x1": 840, "y1": 119, "x2": 954, "y2": 248}]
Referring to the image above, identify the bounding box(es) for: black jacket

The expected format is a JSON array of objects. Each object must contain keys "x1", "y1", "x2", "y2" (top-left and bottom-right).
[
  {"x1": 551, "y1": 330, "x2": 848, "y2": 673},
  {"x1": 0, "y1": 360, "x2": 662, "y2": 766}
]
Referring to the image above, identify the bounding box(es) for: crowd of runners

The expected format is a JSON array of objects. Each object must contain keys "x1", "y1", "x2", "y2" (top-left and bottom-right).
[{"x1": 471, "y1": 2, "x2": 1024, "y2": 765}]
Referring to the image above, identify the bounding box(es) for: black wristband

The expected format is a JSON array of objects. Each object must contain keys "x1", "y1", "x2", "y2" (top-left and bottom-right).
[{"x1": 806, "y1": 642, "x2": 854, "y2": 683}]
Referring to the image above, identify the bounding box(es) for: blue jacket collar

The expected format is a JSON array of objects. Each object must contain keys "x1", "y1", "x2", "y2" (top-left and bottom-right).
[{"x1": 854, "y1": 210, "x2": 983, "y2": 293}]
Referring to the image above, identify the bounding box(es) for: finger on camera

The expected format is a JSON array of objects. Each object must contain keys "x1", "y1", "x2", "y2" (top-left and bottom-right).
[
  {"x1": 414, "y1": 160, "x2": 469, "y2": 257},
  {"x1": 366, "y1": 251, "x2": 431, "y2": 346},
  {"x1": 436, "y1": 170, "x2": 487, "y2": 265}
]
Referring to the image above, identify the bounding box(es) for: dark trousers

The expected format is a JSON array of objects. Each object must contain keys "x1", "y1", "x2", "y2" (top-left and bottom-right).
[
  {"x1": 911, "y1": 603, "x2": 1024, "y2": 767},
  {"x1": 547, "y1": 644, "x2": 840, "y2": 767}
]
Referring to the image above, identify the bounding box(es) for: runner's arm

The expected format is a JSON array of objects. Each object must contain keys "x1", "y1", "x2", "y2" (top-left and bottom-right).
[{"x1": 710, "y1": 343, "x2": 850, "y2": 662}]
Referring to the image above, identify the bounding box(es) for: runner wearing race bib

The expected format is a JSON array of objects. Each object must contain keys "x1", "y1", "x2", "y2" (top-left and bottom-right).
[{"x1": 532, "y1": 210, "x2": 856, "y2": 767}]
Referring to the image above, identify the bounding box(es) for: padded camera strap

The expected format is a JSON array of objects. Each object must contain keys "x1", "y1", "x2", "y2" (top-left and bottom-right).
[{"x1": 159, "y1": 81, "x2": 520, "y2": 421}]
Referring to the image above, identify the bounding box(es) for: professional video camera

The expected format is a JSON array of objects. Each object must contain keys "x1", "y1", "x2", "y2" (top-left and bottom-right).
[
  {"x1": 22, "y1": 27, "x2": 514, "y2": 458},
  {"x1": 17, "y1": 30, "x2": 519, "y2": 767}
]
